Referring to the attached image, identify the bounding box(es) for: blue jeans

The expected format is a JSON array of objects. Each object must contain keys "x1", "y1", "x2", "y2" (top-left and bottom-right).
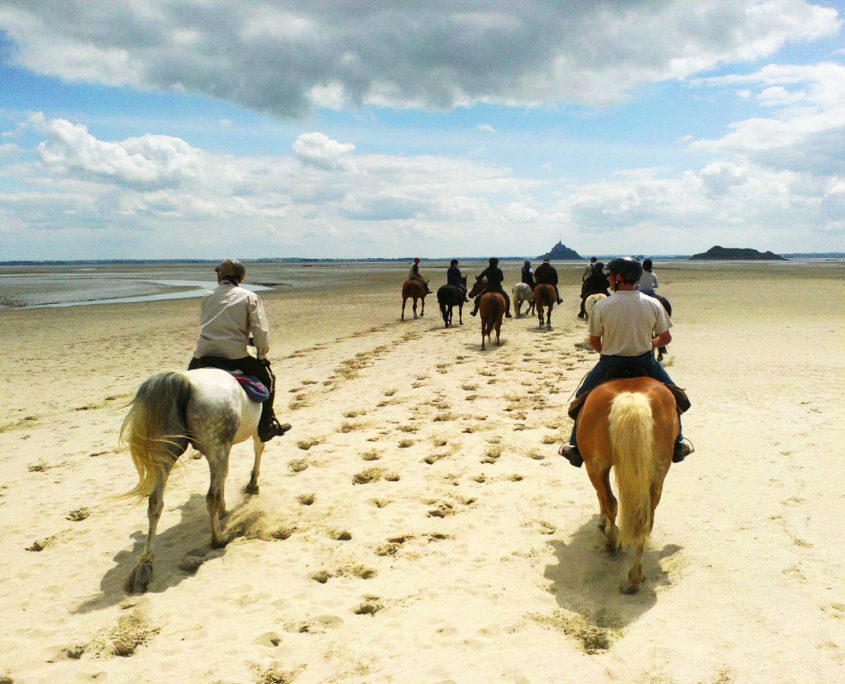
[{"x1": 569, "y1": 351, "x2": 683, "y2": 445}]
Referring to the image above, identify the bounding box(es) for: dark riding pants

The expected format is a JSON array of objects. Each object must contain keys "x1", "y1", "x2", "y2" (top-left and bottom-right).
[
  {"x1": 473, "y1": 289, "x2": 511, "y2": 313},
  {"x1": 569, "y1": 351, "x2": 683, "y2": 445}
]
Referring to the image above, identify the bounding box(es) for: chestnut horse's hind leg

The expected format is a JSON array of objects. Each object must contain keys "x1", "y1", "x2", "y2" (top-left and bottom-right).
[
  {"x1": 586, "y1": 465, "x2": 620, "y2": 552},
  {"x1": 622, "y1": 545, "x2": 645, "y2": 594}
]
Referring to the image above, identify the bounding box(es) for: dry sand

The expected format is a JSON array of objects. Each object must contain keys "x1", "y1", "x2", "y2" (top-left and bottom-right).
[{"x1": 1, "y1": 261, "x2": 844, "y2": 683}]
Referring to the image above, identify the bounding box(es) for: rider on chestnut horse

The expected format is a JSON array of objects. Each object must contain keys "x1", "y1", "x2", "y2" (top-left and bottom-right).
[
  {"x1": 470, "y1": 257, "x2": 512, "y2": 318},
  {"x1": 534, "y1": 258, "x2": 563, "y2": 304},
  {"x1": 408, "y1": 257, "x2": 432, "y2": 294},
  {"x1": 560, "y1": 257, "x2": 693, "y2": 467}
]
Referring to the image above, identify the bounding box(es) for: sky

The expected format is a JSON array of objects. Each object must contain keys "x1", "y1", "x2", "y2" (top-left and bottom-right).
[{"x1": 0, "y1": 1, "x2": 844, "y2": 261}]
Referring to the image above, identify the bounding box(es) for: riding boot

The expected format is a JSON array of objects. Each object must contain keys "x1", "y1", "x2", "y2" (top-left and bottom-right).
[
  {"x1": 258, "y1": 404, "x2": 292, "y2": 442},
  {"x1": 559, "y1": 444, "x2": 583, "y2": 468}
]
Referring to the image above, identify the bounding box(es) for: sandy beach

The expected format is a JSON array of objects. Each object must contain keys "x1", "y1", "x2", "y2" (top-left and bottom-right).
[{"x1": 1, "y1": 260, "x2": 844, "y2": 683}]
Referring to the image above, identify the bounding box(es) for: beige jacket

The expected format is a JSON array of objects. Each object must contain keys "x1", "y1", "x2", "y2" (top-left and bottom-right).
[{"x1": 192, "y1": 282, "x2": 271, "y2": 360}]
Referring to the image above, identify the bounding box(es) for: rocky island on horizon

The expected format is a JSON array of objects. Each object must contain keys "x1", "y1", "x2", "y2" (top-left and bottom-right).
[
  {"x1": 537, "y1": 240, "x2": 582, "y2": 261},
  {"x1": 690, "y1": 246, "x2": 787, "y2": 261}
]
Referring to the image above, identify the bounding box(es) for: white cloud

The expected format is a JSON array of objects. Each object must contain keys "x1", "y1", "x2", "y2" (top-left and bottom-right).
[
  {"x1": 691, "y1": 62, "x2": 845, "y2": 176},
  {"x1": 0, "y1": 1, "x2": 839, "y2": 115},
  {"x1": 292, "y1": 132, "x2": 355, "y2": 170},
  {"x1": 477, "y1": 124, "x2": 495, "y2": 133}
]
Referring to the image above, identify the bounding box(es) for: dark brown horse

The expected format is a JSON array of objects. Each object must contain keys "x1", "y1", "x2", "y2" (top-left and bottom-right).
[
  {"x1": 648, "y1": 294, "x2": 672, "y2": 362},
  {"x1": 437, "y1": 276, "x2": 467, "y2": 327},
  {"x1": 534, "y1": 283, "x2": 556, "y2": 330},
  {"x1": 468, "y1": 277, "x2": 505, "y2": 350},
  {"x1": 576, "y1": 376, "x2": 678, "y2": 593},
  {"x1": 401, "y1": 279, "x2": 427, "y2": 320}
]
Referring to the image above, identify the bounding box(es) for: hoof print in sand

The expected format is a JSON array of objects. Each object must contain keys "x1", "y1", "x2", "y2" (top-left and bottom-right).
[
  {"x1": 530, "y1": 610, "x2": 619, "y2": 654},
  {"x1": 66, "y1": 507, "x2": 90, "y2": 521},
  {"x1": 178, "y1": 548, "x2": 208, "y2": 573},
  {"x1": 355, "y1": 597, "x2": 383, "y2": 616}
]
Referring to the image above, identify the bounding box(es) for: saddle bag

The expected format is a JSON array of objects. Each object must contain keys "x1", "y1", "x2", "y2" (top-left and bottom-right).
[{"x1": 234, "y1": 375, "x2": 270, "y2": 402}]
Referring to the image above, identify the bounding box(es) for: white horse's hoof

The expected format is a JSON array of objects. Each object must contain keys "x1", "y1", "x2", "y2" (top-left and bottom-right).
[{"x1": 128, "y1": 559, "x2": 154, "y2": 594}]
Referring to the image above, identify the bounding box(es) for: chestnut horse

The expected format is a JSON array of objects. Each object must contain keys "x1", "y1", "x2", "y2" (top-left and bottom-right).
[
  {"x1": 468, "y1": 277, "x2": 506, "y2": 350},
  {"x1": 576, "y1": 376, "x2": 678, "y2": 593},
  {"x1": 401, "y1": 279, "x2": 427, "y2": 320},
  {"x1": 534, "y1": 283, "x2": 556, "y2": 330}
]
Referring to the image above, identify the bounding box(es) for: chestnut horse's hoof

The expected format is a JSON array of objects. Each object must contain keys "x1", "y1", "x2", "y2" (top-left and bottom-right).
[
  {"x1": 244, "y1": 483, "x2": 259, "y2": 495},
  {"x1": 620, "y1": 580, "x2": 641, "y2": 595},
  {"x1": 127, "y1": 559, "x2": 154, "y2": 594}
]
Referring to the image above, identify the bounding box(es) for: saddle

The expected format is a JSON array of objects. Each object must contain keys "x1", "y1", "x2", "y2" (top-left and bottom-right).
[
  {"x1": 234, "y1": 375, "x2": 270, "y2": 402},
  {"x1": 567, "y1": 363, "x2": 691, "y2": 420}
]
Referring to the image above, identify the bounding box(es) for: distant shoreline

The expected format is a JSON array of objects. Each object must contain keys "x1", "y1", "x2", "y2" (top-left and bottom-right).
[{"x1": 2, "y1": 252, "x2": 843, "y2": 266}]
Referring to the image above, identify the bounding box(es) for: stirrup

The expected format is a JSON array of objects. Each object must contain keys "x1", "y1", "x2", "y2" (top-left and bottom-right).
[{"x1": 673, "y1": 438, "x2": 694, "y2": 463}]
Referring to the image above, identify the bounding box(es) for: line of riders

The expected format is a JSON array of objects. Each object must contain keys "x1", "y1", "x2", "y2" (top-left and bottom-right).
[{"x1": 188, "y1": 256, "x2": 692, "y2": 470}]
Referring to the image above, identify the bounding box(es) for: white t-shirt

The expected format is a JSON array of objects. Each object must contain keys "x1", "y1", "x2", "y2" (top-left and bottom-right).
[
  {"x1": 589, "y1": 290, "x2": 671, "y2": 356},
  {"x1": 193, "y1": 282, "x2": 271, "y2": 360}
]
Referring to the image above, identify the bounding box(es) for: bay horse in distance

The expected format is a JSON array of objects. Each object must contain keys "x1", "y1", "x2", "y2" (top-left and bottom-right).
[
  {"x1": 437, "y1": 276, "x2": 467, "y2": 327},
  {"x1": 534, "y1": 283, "x2": 557, "y2": 330},
  {"x1": 576, "y1": 376, "x2": 678, "y2": 593},
  {"x1": 469, "y1": 276, "x2": 505, "y2": 350},
  {"x1": 401, "y1": 279, "x2": 427, "y2": 320},
  {"x1": 121, "y1": 368, "x2": 275, "y2": 593}
]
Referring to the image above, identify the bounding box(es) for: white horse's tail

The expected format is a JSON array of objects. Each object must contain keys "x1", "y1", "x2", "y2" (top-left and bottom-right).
[
  {"x1": 609, "y1": 391, "x2": 656, "y2": 550},
  {"x1": 120, "y1": 371, "x2": 192, "y2": 499}
]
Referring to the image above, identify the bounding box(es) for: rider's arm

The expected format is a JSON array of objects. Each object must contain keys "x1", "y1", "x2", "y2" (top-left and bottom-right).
[
  {"x1": 247, "y1": 294, "x2": 271, "y2": 358},
  {"x1": 589, "y1": 335, "x2": 602, "y2": 353},
  {"x1": 651, "y1": 330, "x2": 671, "y2": 348}
]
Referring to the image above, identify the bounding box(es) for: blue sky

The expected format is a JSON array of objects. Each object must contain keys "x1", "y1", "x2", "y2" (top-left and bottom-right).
[{"x1": 0, "y1": 1, "x2": 843, "y2": 260}]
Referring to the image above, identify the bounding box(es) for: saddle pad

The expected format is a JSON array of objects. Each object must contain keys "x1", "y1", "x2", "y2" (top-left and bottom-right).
[{"x1": 234, "y1": 375, "x2": 270, "y2": 402}]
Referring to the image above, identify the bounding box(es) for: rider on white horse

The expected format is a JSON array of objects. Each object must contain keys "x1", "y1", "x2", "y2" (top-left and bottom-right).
[
  {"x1": 521, "y1": 260, "x2": 536, "y2": 290},
  {"x1": 188, "y1": 258, "x2": 290, "y2": 442},
  {"x1": 560, "y1": 257, "x2": 693, "y2": 467}
]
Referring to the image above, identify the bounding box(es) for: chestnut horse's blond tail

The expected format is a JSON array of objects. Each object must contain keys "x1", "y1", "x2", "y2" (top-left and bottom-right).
[
  {"x1": 120, "y1": 372, "x2": 192, "y2": 499},
  {"x1": 609, "y1": 392, "x2": 656, "y2": 550}
]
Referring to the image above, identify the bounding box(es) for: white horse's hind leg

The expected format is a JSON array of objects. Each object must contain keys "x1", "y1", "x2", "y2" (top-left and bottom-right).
[
  {"x1": 205, "y1": 446, "x2": 231, "y2": 548},
  {"x1": 129, "y1": 469, "x2": 171, "y2": 593},
  {"x1": 245, "y1": 436, "x2": 265, "y2": 495}
]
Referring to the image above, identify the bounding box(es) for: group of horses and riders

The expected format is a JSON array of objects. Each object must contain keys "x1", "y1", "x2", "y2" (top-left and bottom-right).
[{"x1": 122, "y1": 254, "x2": 694, "y2": 594}]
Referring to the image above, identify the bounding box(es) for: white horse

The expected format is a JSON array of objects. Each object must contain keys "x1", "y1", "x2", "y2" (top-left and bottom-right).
[
  {"x1": 511, "y1": 282, "x2": 536, "y2": 317},
  {"x1": 121, "y1": 367, "x2": 273, "y2": 593},
  {"x1": 584, "y1": 293, "x2": 607, "y2": 322}
]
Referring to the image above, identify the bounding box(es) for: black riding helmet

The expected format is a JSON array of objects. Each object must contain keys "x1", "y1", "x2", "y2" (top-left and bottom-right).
[{"x1": 606, "y1": 257, "x2": 643, "y2": 284}]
